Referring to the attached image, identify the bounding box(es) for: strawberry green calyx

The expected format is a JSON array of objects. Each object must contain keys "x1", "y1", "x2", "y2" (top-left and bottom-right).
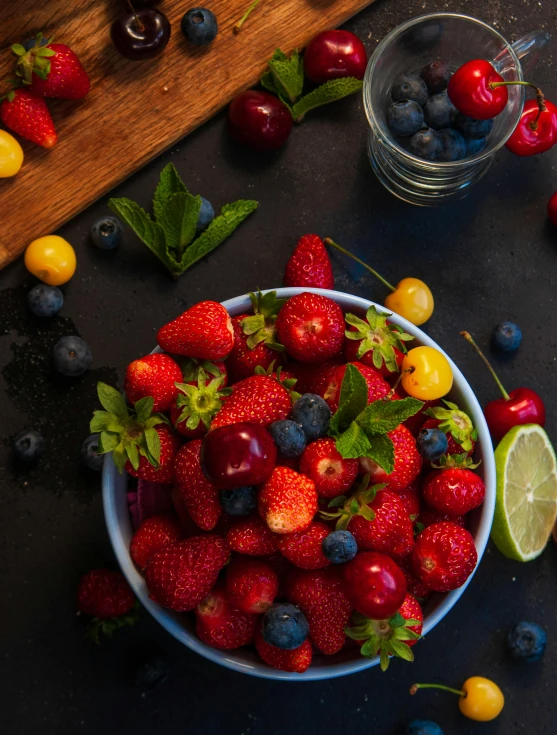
[
  {"x1": 345, "y1": 611, "x2": 422, "y2": 671},
  {"x1": 320, "y1": 475, "x2": 387, "y2": 530},
  {"x1": 345, "y1": 306, "x2": 413, "y2": 373},
  {"x1": 432, "y1": 453, "x2": 481, "y2": 470},
  {"x1": 85, "y1": 600, "x2": 140, "y2": 645},
  {"x1": 12, "y1": 34, "x2": 56, "y2": 84},
  {"x1": 174, "y1": 369, "x2": 231, "y2": 431},
  {"x1": 179, "y1": 356, "x2": 225, "y2": 384},
  {"x1": 254, "y1": 363, "x2": 300, "y2": 401},
  {"x1": 424, "y1": 400, "x2": 477, "y2": 451},
  {"x1": 241, "y1": 290, "x2": 286, "y2": 351},
  {"x1": 90, "y1": 382, "x2": 169, "y2": 474}
]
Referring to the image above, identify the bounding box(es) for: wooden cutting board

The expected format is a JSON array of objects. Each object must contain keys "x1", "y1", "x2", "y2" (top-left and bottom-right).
[{"x1": 0, "y1": 0, "x2": 374, "y2": 269}]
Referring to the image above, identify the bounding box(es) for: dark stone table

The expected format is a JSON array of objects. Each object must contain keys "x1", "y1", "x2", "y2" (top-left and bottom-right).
[{"x1": 2, "y1": 1, "x2": 556, "y2": 733}]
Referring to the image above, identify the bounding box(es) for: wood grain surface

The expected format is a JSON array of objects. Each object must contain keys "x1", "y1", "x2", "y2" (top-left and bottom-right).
[{"x1": 0, "y1": 0, "x2": 374, "y2": 268}]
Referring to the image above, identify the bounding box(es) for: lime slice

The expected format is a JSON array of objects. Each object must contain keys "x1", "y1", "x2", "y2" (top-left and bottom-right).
[{"x1": 491, "y1": 424, "x2": 557, "y2": 561}]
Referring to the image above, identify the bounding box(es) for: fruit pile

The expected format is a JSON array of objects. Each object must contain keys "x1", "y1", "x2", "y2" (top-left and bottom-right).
[{"x1": 92, "y1": 279, "x2": 486, "y2": 674}]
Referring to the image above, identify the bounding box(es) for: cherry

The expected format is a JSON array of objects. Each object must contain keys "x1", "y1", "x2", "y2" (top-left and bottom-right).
[
  {"x1": 342, "y1": 551, "x2": 407, "y2": 619},
  {"x1": 447, "y1": 60, "x2": 507, "y2": 120},
  {"x1": 548, "y1": 192, "x2": 557, "y2": 226},
  {"x1": 228, "y1": 90, "x2": 293, "y2": 152},
  {"x1": 506, "y1": 98, "x2": 557, "y2": 156},
  {"x1": 461, "y1": 331, "x2": 546, "y2": 443},
  {"x1": 111, "y1": 6, "x2": 171, "y2": 60},
  {"x1": 200, "y1": 422, "x2": 277, "y2": 489},
  {"x1": 303, "y1": 30, "x2": 367, "y2": 85}
]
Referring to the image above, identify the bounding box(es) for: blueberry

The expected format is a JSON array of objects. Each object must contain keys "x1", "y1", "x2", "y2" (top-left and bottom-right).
[
  {"x1": 437, "y1": 128, "x2": 466, "y2": 162},
  {"x1": 13, "y1": 429, "x2": 45, "y2": 463},
  {"x1": 134, "y1": 656, "x2": 169, "y2": 689},
  {"x1": 406, "y1": 720, "x2": 444, "y2": 735},
  {"x1": 409, "y1": 128, "x2": 441, "y2": 161},
  {"x1": 507, "y1": 621, "x2": 546, "y2": 662},
  {"x1": 391, "y1": 74, "x2": 428, "y2": 106},
  {"x1": 181, "y1": 8, "x2": 218, "y2": 45},
  {"x1": 27, "y1": 284, "x2": 64, "y2": 317},
  {"x1": 417, "y1": 428, "x2": 448, "y2": 461},
  {"x1": 492, "y1": 321, "x2": 522, "y2": 352},
  {"x1": 220, "y1": 486, "x2": 257, "y2": 516},
  {"x1": 455, "y1": 114, "x2": 494, "y2": 140},
  {"x1": 322, "y1": 530, "x2": 358, "y2": 564},
  {"x1": 423, "y1": 91, "x2": 457, "y2": 130},
  {"x1": 197, "y1": 197, "x2": 214, "y2": 233},
  {"x1": 466, "y1": 137, "x2": 488, "y2": 157},
  {"x1": 387, "y1": 100, "x2": 424, "y2": 137},
  {"x1": 406, "y1": 22, "x2": 443, "y2": 51},
  {"x1": 81, "y1": 434, "x2": 104, "y2": 471},
  {"x1": 52, "y1": 336, "x2": 92, "y2": 376},
  {"x1": 262, "y1": 603, "x2": 309, "y2": 650},
  {"x1": 291, "y1": 394, "x2": 331, "y2": 441},
  {"x1": 420, "y1": 60, "x2": 451, "y2": 94},
  {"x1": 268, "y1": 420, "x2": 306, "y2": 458},
  {"x1": 91, "y1": 216, "x2": 123, "y2": 250}
]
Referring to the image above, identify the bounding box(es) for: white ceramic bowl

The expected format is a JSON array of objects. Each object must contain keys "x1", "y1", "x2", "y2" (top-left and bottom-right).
[{"x1": 103, "y1": 287, "x2": 495, "y2": 680}]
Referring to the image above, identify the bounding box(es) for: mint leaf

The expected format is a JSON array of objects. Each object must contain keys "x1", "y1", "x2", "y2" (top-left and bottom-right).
[
  {"x1": 357, "y1": 397, "x2": 424, "y2": 436},
  {"x1": 335, "y1": 421, "x2": 372, "y2": 459},
  {"x1": 365, "y1": 434, "x2": 395, "y2": 474},
  {"x1": 329, "y1": 363, "x2": 369, "y2": 435},
  {"x1": 97, "y1": 382, "x2": 128, "y2": 421},
  {"x1": 153, "y1": 163, "x2": 188, "y2": 220},
  {"x1": 267, "y1": 48, "x2": 304, "y2": 104},
  {"x1": 292, "y1": 77, "x2": 363, "y2": 121},
  {"x1": 157, "y1": 191, "x2": 201, "y2": 259}
]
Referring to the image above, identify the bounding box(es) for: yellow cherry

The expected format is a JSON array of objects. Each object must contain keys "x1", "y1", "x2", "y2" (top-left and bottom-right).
[
  {"x1": 384, "y1": 278, "x2": 434, "y2": 326},
  {"x1": 25, "y1": 235, "x2": 76, "y2": 285},
  {"x1": 410, "y1": 677, "x2": 504, "y2": 723},
  {"x1": 401, "y1": 346, "x2": 453, "y2": 400},
  {"x1": 0, "y1": 130, "x2": 23, "y2": 177}
]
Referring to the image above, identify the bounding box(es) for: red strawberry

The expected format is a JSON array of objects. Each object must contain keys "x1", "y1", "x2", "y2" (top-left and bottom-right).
[
  {"x1": 275, "y1": 292, "x2": 344, "y2": 363},
  {"x1": 285, "y1": 567, "x2": 352, "y2": 655},
  {"x1": 258, "y1": 467, "x2": 318, "y2": 535},
  {"x1": 157, "y1": 301, "x2": 234, "y2": 360},
  {"x1": 276, "y1": 521, "x2": 331, "y2": 570},
  {"x1": 125, "y1": 425, "x2": 180, "y2": 484},
  {"x1": 0, "y1": 88, "x2": 57, "y2": 148},
  {"x1": 226, "y1": 515, "x2": 278, "y2": 555},
  {"x1": 420, "y1": 400, "x2": 477, "y2": 454},
  {"x1": 130, "y1": 513, "x2": 183, "y2": 569},
  {"x1": 13, "y1": 37, "x2": 90, "y2": 99},
  {"x1": 343, "y1": 306, "x2": 412, "y2": 377},
  {"x1": 412, "y1": 522, "x2": 477, "y2": 592},
  {"x1": 174, "y1": 440, "x2": 221, "y2": 531},
  {"x1": 359, "y1": 424, "x2": 422, "y2": 492},
  {"x1": 347, "y1": 488, "x2": 414, "y2": 557},
  {"x1": 211, "y1": 374, "x2": 291, "y2": 429},
  {"x1": 398, "y1": 556, "x2": 431, "y2": 600},
  {"x1": 422, "y1": 468, "x2": 485, "y2": 516},
  {"x1": 227, "y1": 314, "x2": 277, "y2": 382},
  {"x1": 145, "y1": 535, "x2": 229, "y2": 611},
  {"x1": 195, "y1": 582, "x2": 258, "y2": 650},
  {"x1": 171, "y1": 368, "x2": 230, "y2": 439},
  {"x1": 284, "y1": 234, "x2": 334, "y2": 289},
  {"x1": 419, "y1": 505, "x2": 466, "y2": 529},
  {"x1": 226, "y1": 556, "x2": 279, "y2": 613},
  {"x1": 171, "y1": 486, "x2": 203, "y2": 536},
  {"x1": 124, "y1": 353, "x2": 183, "y2": 413},
  {"x1": 299, "y1": 438, "x2": 358, "y2": 499},
  {"x1": 396, "y1": 481, "x2": 421, "y2": 519},
  {"x1": 254, "y1": 627, "x2": 313, "y2": 673},
  {"x1": 77, "y1": 569, "x2": 135, "y2": 619},
  {"x1": 285, "y1": 359, "x2": 342, "y2": 395},
  {"x1": 321, "y1": 361, "x2": 391, "y2": 412}
]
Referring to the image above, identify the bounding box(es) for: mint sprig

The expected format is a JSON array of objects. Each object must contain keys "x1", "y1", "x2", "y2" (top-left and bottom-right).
[
  {"x1": 292, "y1": 78, "x2": 364, "y2": 122},
  {"x1": 265, "y1": 48, "x2": 304, "y2": 104}
]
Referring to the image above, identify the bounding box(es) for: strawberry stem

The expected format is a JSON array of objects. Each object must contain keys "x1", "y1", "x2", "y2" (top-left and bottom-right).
[
  {"x1": 324, "y1": 238, "x2": 396, "y2": 292},
  {"x1": 460, "y1": 331, "x2": 510, "y2": 401},
  {"x1": 410, "y1": 682, "x2": 466, "y2": 697},
  {"x1": 234, "y1": 0, "x2": 262, "y2": 33}
]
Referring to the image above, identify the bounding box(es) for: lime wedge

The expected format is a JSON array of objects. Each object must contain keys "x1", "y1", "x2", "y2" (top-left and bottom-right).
[{"x1": 491, "y1": 424, "x2": 557, "y2": 561}]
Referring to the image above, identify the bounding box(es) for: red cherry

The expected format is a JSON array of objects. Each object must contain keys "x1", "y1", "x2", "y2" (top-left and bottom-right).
[
  {"x1": 447, "y1": 59, "x2": 507, "y2": 120},
  {"x1": 303, "y1": 30, "x2": 367, "y2": 85},
  {"x1": 548, "y1": 192, "x2": 557, "y2": 226},
  {"x1": 228, "y1": 90, "x2": 293, "y2": 152},
  {"x1": 342, "y1": 551, "x2": 407, "y2": 619},
  {"x1": 200, "y1": 422, "x2": 277, "y2": 489},
  {"x1": 506, "y1": 98, "x2": 557, "y2": 156}
]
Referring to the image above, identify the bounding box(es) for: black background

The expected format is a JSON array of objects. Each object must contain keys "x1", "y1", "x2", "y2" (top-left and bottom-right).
[{"x1": 2, "y1": 1, "x2": 557, "y2": 733}]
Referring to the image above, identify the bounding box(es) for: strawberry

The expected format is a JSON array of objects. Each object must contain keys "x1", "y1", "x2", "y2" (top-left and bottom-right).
[
  {"x1": 283, "y1": 234, "x2": 334, "y2": 289},
  {"x1": 226, "y1": 556, "x2": 279, "y2": 613},
  {"x1": 419, "y1": 505, "x2": 466, "y2": 529},
  {"x1": 195, "y1": 582, "x2": 258, "y2": 650},
  {"x1": 285, "y1": 359, "x2": 342, "y2": 395},
  {"x1": 13, "y1": 35, "x2": 90, "y2": 99},
  {"x1": 211, "y1": 374, "x2": 291, "y2": 429},
  {"x1": 343, "y1": 306, "x2": 413, "y2": 377},
  {"x1": 124, "y1": 353, "x2": 183, "y2": 413},
  {"x1": 396, "y1": 480, "x2": 421, "y2": 519},
  {"x1": 226, "y1": 515, "x2": 278, "y2": 555},
  {"x1": 258, "y1": 467, "x2": 318, "y2": 535},
  {"x1": 254, "y1": 627, "x2": 313, "y2": 673},
  {"x1": 130, "y1": 513, "x2": 183, "y2": 569},
  {"x1": 157, "y1": 301, "x2": 234, "y2": 360},
  {"x1": 171, "y1": 486, "x2": 203, "y2": 536},
  {"x1": 179, "y1": 356, "x2": 228, "y2": 387},
  {"x1": 299, "y1": 437, "x2": 358, "y2": 499},
  {"x1": 402, "y1": 398, "x2": 439, "y2": 436},
  {"x1": 285, "y1": 567, "x2": 352, "y2": 655},
  {"x1": 144, "y1": 534, "x2": 229, "y2": 611},
  {"x1": 125, "y1": 425, "x2": 180, "y2": 483},
  {"x1": 276, "y1": 521, "x2": 331, "y2": 570},
  {"x1": 422, "y1": 468, "x2": 485, "y2": 515},
  {"x1": 173, "y1": 440, "x2": 222, "y2": 531},
  {"x1": 0, "y1": 88, "x2": 57, "y2": 148},
  {"x1": 397, "y1": 556, "x2": 431, "y2": 600},
  {"x1": 421, "y1": 400, "x2": 477, "y2": 454},
  {"x1": 275, "y1": 292, "x2": 344, "y2": 363},
  {"x1": 359, "y1": 424, "x2": 422, "y2": 492},
  {"x1": 321, "y1": 361, "x2": 391, "y2": 412},
  {"x1": 77, "y1": 569, "x2": 138, "y2": 643},
  {"x1": 171, "y1": 368, "x2": 231, "y2": 438},
  {"x1": 412, "y1": 521, "x2": 477, "y2": 592}
]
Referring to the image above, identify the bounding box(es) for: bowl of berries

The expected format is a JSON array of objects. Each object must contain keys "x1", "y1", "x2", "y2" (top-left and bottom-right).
[{"x1": 100, "y1": 287, "x2": 495, "y2": 680}]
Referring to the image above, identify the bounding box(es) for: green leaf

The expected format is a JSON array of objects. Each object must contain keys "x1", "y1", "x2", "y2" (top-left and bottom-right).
[
  {"x1": 135, "y1": 396, "x2": 154, "y2": 424},
  {"x1": 157, "y1": 191, "x2": 201, "y2": 259},
  {"x1": 328, "y1": 495, "x2": 347, "y2": 508},
  {"x1": 153, "y1": 163, "x2": 189, "y2": 220},
  {"x1": 97, "y1": 382, "x2": 128, "y2": 420},
  {"x1": 357, "y1": 397, "x2": 424, "y2": 436},
  {"x1": 268, "y1": 48, "x2": 304, "y2": 104},
  {"x1": 126, "y1": 442, "x2": 140, "y2": 471},
  {"x1": 11, "y1": 44, "x2": 27, "y2": 56},
  {"x1": 144, "y1": 427, "x2": 161, "y2": 465},
  {"x1": 90, "y1": 411, "x2": 113, "y2": 433},
  {"x1": 364, "y1": 434, "x2": 395, "y2": 474},
  {"x1": 379, "y1": 648, "x2": 390, "y2": 672},
  {"x1": 112, "y1": 446, "x2": 127, "y2": 474},
  {"x1": 329, "y1": 364, "x2": 369, "y2": 436},
  {"x1": 388, "y1": 612, "x2": 406, "y2": 628},
  {"x1": 292, "y1": 77, "x2": 363, "y2": 121},
  {"x1": 98, "y1": 432, "x2": 120, "y2": 453},
  {"x1": 360, "y1": 637, "x2": 380, "y2": 658},
  {"x1": 389, "y1": 639, "x2": 414, "y2": 662},
  {"x1": 335, "y1": 421, "x2": 373, "y2": 459}
]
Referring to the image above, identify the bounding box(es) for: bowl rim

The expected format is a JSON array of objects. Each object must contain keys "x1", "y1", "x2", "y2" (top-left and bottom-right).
[{"x1": 103, "y1": 287, "x2": 496, "y2": 681}]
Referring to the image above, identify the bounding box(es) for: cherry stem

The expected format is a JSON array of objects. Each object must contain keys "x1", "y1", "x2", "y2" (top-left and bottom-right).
[
  {"x1": 388, "y1": 366, "x2": 414, "y2": 398},
  {"x1": 490, "y1": 80, "x2": 546, "y2": 129},
  {"x1": 234, "y1": 0, "x2": 262, "y2": 33},
  {"x1": 127, "y1": 0, "x2": 145, "y2": 32},
  {"x1": 410, "y1": 683, "x2": 466, "y2": 698},
  {"x1": 460, "y1": 331, "x2": 510, "y2": 401},
  {"x1": 324, "y1": 238, "x2": 396, "y2": 292}
]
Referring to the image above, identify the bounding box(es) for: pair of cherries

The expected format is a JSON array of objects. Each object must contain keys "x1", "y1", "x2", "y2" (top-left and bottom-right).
[{"x1": 448, "y1": 59, "x2": 557, "y2": 156}]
